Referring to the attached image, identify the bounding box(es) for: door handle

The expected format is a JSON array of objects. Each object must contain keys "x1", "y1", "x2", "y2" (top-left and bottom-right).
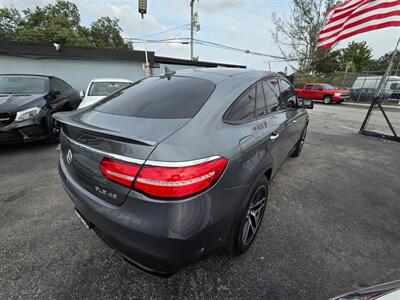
[{"x1": 270, "y1": 132, "x2": 279, "y2": 140}]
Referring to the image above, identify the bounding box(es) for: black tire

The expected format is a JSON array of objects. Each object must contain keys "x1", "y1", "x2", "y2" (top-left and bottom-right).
[
  {"x1": 323, "y1": 96, "x2": 332, "y2": 104},
  {"x1": 45, "y1": 112, "x2": 60, "y2": 144},
  {"x1": 234, "y1": 176, "x2": 268, "y2": 254},
  {"x1": 290, "y1": 127, "x2": 307, "y2": 157}
]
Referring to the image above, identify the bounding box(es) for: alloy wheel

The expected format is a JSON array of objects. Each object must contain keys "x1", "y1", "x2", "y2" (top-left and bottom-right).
[{"x1": 242, "y1": 186, "x2": 267, "y2": 246}]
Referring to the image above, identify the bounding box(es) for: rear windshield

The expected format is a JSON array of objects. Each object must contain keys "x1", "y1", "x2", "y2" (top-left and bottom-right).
[{"x1": 95, "y1": 76, "x2": 215, "y2": 119}]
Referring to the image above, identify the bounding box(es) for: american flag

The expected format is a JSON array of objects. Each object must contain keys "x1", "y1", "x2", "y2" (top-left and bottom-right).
[{"x1": 317, "y1": 0, "x2": 400, "y2": 48}]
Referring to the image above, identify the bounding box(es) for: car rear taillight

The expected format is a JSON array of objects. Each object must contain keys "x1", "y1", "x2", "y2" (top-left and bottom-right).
[
  {"x1": 99, "y1": 158, "x2": 141, "y2": 188},
  {"x1": 99, "y1": 157, "x2": 228, "y2": 199},
  {"x1": 134, "y1": 157, "x2": 228, "y2": 200}
]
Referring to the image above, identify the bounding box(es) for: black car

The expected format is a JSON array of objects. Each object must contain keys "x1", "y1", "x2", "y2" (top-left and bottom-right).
[
  {"x1": 56, "y1": 68, "x2": 313, "y2": 276},
  {"x1": 0, "y1": 74, "x2": 80, "y2": 144},
  {"x1": 349, "y1": 87, "x2": 391, "y2": 102}
]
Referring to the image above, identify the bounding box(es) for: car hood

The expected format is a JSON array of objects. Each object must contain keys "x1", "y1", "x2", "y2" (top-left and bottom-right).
[
  {"x1": 78, "y1": 96, "x2": 105, "y2": 109},
  {"x1": 0, "y1": 93, "x2": 46, "y2": 113}
]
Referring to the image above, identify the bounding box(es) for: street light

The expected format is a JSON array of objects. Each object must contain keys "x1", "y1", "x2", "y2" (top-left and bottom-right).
[{"x1": 138, "y1": 0, "x2": 147, "y2": 17}]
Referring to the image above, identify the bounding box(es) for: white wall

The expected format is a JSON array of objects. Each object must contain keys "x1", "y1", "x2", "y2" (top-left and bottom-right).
[{"x1": 0, "y1": 55, "x2": 146, "y2": 91}]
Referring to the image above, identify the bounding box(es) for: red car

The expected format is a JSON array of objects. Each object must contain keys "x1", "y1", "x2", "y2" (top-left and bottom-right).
[{"x1": 295, "y1": 83, "x2": 350, "y2": 104}]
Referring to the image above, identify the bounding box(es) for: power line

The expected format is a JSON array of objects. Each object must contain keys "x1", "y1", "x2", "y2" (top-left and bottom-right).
[
  {"x1": 2, "y1": 32, "x2": 294, "y2": 61},
  {"x1": 131, "y1": 24, "x2": 190, "y2": 39},
  {"x1": 129, "y1": 37, "x2": 294, "y2": 60}
]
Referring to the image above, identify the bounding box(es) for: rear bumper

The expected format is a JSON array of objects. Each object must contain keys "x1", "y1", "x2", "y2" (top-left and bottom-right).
[{"x1": 59, "y1": 157, "x2": 245, "y2": 275}]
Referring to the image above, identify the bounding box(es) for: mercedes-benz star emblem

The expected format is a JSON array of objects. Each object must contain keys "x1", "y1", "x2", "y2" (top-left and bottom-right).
[{"x1": 66, "y1": 149, "x2": 73, "y2": 165}]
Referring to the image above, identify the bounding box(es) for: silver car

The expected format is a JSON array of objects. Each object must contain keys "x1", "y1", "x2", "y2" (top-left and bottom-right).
[{"x1": 56, "y1": 68, "x2": 313, "y2": 276}]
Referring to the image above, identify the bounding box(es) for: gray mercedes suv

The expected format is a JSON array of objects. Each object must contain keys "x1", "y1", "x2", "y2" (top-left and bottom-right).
[{"x1": 56, "y1": 68, "x2": 312, "y2": 276}]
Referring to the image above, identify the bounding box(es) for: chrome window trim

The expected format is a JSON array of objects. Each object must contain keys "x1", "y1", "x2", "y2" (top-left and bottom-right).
[
  {"x1": 145, "y1": 156, "x2": 221, "y2": 167},
  {"x1": 64, "y1": 134, "x2": 221, "y2": 168}
]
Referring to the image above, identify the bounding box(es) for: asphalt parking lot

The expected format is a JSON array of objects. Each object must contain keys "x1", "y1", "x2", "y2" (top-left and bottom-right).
[{"x1": 1, "y1": 104, "x2": 399, "y2": 299}]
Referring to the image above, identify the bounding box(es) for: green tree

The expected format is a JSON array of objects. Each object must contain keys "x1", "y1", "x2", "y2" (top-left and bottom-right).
[
  {"x1": 89, "y1": 17, "x2": 132, "y2": 49},
  {"x1": 311, "y1": 41, "x2": 373, "y2": 73},
  {"x1": 271, "y1": 0, "x2": 342, "y2": 70},
  {"x1": 339, "y1": 41, "x2": 373, "y2": 72},
  {"x1": 0, "y1": 0, "x2": 131, "y2": 49},
  {"x1": 15, "y1": 0, "x2": 88, "y2": 45},
  {"x1": 312, "y1": 48, "x2": 342, "y2": 73},
  {"x1": 0, "y1": 7, "x2": 22, "y2": 37},
  {"x1": 370, "y1": 50, "x2": 400, "y2": 72}
]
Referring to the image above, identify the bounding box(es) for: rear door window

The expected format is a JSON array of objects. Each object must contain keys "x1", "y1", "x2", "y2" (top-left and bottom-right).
[
  {"x1": 312, "y1": 84, "x2": 323, "y2": 91},
  {"x1": 263, "y1": 80, "x2": 280, "y2": 113},
  {"x1": 95, "y1": 76, "x2": 215, "y2": 119},
  {"x1": 255, "y1": 82, "x2": 267, "y2": 117},
  {"x1": 279, "y1": 79, "x2": 297, "y2": 109},
  {"x1": 224, "y1": 86, "x2": 256, "y2": 123}
]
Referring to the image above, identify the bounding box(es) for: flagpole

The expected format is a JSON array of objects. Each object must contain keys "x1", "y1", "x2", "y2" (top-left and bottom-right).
[{"x1": 360, "y1": 36, "x2": 400, "y2": 133}]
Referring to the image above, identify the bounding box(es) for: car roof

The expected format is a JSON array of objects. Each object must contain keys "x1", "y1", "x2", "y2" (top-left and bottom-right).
[
  {"x1": 0, "y1": 74, "x2": 51, "y2": 78},
  {"x1": 170, "y1": 68, "x2": 276, "y2": 84},
  {"x1": 90, "y1": 78, "x2": 133, "y2": 83}
]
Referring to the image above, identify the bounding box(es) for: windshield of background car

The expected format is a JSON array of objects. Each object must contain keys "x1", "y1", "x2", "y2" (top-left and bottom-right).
[
  {"x1": 390, "y1": 82, "x2": 400, "y2": 90},
  {"x1": 88, "y1": 81, "x2": 132, "y2": 96},
  {"x1": 323, "y1": 84, "x2": 337, "y2": 90},
  {"x1": 95, "y1": 76, "x2": 216, "y2": 119},
  {"x1": 0, "y1": 76, "x2": 46, "y2": 94}
]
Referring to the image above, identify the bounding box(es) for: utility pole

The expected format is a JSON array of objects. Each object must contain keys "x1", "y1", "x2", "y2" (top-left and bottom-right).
[
  {"x1": 190, "y1": 0, "x2": 194, "y2": 60},
  {"x1": 138, "y1": 0, "x2": 150, "y2": 76},
  {"x1": 190, "y1": 0, "x2": 200, "y2": 60}
]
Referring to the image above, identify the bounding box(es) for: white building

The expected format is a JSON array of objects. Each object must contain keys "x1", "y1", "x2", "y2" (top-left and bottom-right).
[{"x1": 0, "y1": 41, "x2": 246, "y2": 92}]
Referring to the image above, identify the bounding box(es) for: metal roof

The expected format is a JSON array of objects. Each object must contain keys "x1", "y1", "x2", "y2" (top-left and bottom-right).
[{"x1": 0, "y1": 41, "x2": 246, "y2": 69}]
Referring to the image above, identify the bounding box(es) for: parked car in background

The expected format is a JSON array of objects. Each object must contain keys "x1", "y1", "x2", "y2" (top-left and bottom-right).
[
  {"x1": 349, "y1": 87, "x2": 400, "y2": 105},
  {"x1": 0, "y1": 74, "x2": 80, "y2": 144},
  {"x1": 351, "y1": 76, "x2": 400, "y2": 105},
  {"x1": 352, "y1": 75, "x2": 400, "y2": 91},
  {"x1": 295, "y1": 83, "x2": 350, "y2": 104},
  {"x1": 78, "y1": 78, "x2": 133, "y2": 109},
  {"x1": 349, "y1": 87, "x2": 391, "y2": 102},
  {"x1": 56, "y1": 68, "x2": 313, "y2": 276}
]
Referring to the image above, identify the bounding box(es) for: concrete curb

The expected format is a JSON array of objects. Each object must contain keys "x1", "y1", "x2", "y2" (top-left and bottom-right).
[{"x1": 342, "y1": 102, "x2": 400, "y2": 111}]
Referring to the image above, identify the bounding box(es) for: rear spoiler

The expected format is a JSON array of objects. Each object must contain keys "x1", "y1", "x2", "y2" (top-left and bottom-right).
[{"x1": 53, "y1": 111, "x2": 157, "y2": 146}]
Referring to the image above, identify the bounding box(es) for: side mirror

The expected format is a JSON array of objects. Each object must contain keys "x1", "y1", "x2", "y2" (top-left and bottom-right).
[
  {"x1": 79, "y1": 90, "x2": 85, "y2": 100},
  {"x1": 298, "y1": 99, "x2": 314, "y2": 109}
]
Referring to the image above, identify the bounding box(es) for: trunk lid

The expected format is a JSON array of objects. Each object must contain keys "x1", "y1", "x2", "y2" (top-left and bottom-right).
[{"x1": 56, "y1": 109, "x2": 190, "y2": 205}]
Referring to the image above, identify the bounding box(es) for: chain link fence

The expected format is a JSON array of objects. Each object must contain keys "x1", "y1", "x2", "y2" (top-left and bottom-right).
[
  {"x1": 293, "y1": 70, "x2": 400, "y2": 105},
  {"x1": 293, "y1": 70, "x2": 400, "y2": 142}
]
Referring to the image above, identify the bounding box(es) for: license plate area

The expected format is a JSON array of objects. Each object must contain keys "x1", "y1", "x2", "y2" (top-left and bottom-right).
[{"x1": 74, "y1": 208, "x2": 93, "y2": 230}]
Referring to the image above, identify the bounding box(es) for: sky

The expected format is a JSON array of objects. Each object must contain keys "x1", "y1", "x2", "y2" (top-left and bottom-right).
[{"x1": 2, "y1": 0, "x2": 400, "y2": 71}]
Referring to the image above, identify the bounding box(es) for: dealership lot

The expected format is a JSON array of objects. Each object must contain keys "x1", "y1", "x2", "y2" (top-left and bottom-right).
[{"x1": 1, "y1": 104, "x2": 399, "y2": 299}]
